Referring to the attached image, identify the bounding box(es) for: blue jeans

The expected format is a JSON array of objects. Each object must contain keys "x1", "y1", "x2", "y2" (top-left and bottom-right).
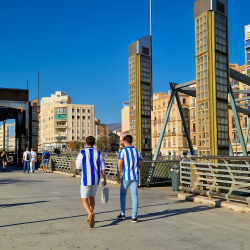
[
  {"x1": 120, "y1": 179, "x2": 139, "y2": 219},
  {"x1": 23, "y1": 161, "x2": 30, "y2": 173}
]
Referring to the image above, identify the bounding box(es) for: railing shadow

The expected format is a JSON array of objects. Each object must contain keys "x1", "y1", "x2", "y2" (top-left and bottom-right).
[
  {"x1": 0, "y1": 202, "x2": 170, "y2": 228},
  {"x1": 0, "y1": 201, "x2": 49, "y2": 209},
  {"x1": 0, "y1": 179, "x2": 48, "y2": 185},
  {"x1": 95, "y1": 205, "x2": 217, "y2": 228}
]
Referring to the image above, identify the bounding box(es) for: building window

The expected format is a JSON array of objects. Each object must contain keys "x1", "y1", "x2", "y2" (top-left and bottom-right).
[
  {"x1": 55, "y1": 108, "x2": 67, "y2": 114},
  {"x1": 163, "y1": 102, "x2": 165, "y2": 106},
  {"x1": 183, "y1": 98, "x2": 186, "y2": 104},
  {"x1": 72, "y1": 109, "x2": 74, "y2": 113}
]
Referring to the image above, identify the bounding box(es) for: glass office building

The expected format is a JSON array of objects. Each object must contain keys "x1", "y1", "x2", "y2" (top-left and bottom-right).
[
  {"x1": 195, "y1": 0, "x2": 229, "y2": 156},
  {"x1": 129, "y1": 35, "x2": 152, "y2": 159}
]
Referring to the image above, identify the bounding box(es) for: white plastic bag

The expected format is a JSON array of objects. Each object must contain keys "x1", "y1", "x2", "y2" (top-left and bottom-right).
[{"x1": 101, "y1": 187, "x2": 109, "y2": 204}]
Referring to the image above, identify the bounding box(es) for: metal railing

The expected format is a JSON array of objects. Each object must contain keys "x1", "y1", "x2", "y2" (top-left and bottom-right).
[
  {"x1": 180, "y1": 156, "x2": 250, "y2": 205},
  {"x1": 8, "y1": 153, "x2": 180, "y2": 187},
  {"x1": 140, "y1": 160, "x2": 179, "y2": 186}
]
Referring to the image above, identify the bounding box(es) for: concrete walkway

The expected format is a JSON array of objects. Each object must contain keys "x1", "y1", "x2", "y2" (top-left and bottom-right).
[{"x1": 1, "y1": 166, "x2": 250, "y2": 250}]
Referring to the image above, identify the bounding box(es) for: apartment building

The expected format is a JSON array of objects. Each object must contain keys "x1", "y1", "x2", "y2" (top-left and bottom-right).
[
  {"x1": 228, "y1": 63, "x2": 250, "y2": 154},
  {"x1": 121, "y1": 102, "x2": 129, "y2": 133},
  {"x1": 0, "y1": 123, "x2": 13, "y2": 151},
  {"x1": 151, "y1": 92, "x2": 190, "y2": 156},
  {"x1": 95, "y1": 119, "x2": 109, "y2": 139},
  {"x1": 39, "y1": 91, "x2": 95, "y2": 149},
  {"x1": 9, "y1": 136, "x2": 15, "y2": 151}
]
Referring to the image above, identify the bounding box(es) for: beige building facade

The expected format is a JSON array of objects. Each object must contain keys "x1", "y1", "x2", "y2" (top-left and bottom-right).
[
  {"x1": 121, "y1": 102, "x2": 129, "y2": 133},
  {"x1": 0, "y1": 123, "x2": 13, "y2": 151},
  {"x1": 39, "y1": 91, "x2": 95, "y2": 150},
  {"x1": 151, "y1": 92, "x2": 190, "y2": 156},
  {"x1": 9, "y1": 136, "x2": 15, "y2": 152}
]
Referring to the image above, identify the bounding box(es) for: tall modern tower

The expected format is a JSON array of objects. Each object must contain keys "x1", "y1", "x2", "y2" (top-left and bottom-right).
[
  {"x1": 194, "y1": 0, "x2": 229, "y2": 156},
  {"x1": 128, "y1": 36, "x2": 152, "y2": 159}
]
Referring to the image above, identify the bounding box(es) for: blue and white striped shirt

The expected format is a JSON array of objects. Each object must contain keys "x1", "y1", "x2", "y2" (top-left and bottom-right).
[
  {"x1": 119, "y1": 146, "x2": 143, "y2": 181},
  {"x1": 76, "y1": 147, "x2": 106, "y2": 186}
]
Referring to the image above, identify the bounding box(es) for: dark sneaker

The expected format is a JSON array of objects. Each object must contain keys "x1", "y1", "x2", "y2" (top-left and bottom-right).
[
  {"x1": 131, "y1": 218, "x2": 137, "y2": 223},
  {"x1": 117, "y1": 214, "x2": 126, "y2": 220}
]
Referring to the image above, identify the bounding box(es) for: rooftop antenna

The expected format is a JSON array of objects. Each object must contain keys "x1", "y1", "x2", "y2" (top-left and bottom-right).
[
  {"x1": 150, "y1": 0, "x2": 152, "y2": 36},
  {"x1": 38, "y1": 71, "x2": 39, "y2": 104}
]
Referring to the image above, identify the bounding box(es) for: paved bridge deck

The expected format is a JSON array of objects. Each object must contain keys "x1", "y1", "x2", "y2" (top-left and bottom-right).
[{"x1": 1, "y1": 166, "x2": 250, "y2": 250}]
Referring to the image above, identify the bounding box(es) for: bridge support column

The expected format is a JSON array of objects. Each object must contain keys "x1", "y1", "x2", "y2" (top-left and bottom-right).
[
  {"x1": 229, "y1": 86, "x2": 247, "y2": 156},
  {"x1": 245, "y1": 116, "x2": 250, "y2": 148},
  {"x1": 175, "y1": 91, "x2": 194, "y2": 155}
]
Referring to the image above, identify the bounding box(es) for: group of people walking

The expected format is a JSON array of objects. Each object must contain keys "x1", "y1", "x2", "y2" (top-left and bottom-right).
[
  {"x1": 22, "y1": 148, "x2": 37, "y2": 173},
  {"x1": 76, "y1": 135, "x2": 143, "y2": 228},
  {"x1": 22, "y1": 148, "x2": 50, "y2": 174},
  {"x1": 1, "y1": 134, "x2": 143, "y2": 229},
  {"x1": 1, "y1": 148, "x2": 50, "y2": 174}
]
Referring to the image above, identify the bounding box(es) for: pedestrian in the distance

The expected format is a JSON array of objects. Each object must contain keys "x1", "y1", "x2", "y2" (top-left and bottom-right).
[
  {"x1": 23, "y1": 148, "x2": 31, "y2": 174},
  {"x1": 117, "y1": 135, "x2": 143, "y2": 223},
  {"x1": 30, "y1": 148, "x2": 37, "y2": 173},
  {"x1": 1, "y1": 150, "x2": 8, "y2": 172},
  {"x1": 76, "y1": 136, "x2": 107, "y2": 228},
  {"x1": 42, "y1": 149, "x2": 50, "y2": 173}
]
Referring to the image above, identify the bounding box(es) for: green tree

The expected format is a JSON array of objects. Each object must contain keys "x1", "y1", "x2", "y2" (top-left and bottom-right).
[
  {"x1": 74, "y1": 141, "x2": 85, "y2": 150},
  {"x1": 119, "y1": 143, "x2": 125, "y2": 151},
  {"x1": 96, "y1": 136, "x2": 108, "y2": 152}
]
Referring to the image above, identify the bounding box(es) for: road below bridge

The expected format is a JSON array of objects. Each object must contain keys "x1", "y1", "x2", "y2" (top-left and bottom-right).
[{"x1": 1, "y1": 166, "x2": 250, "y2": 250}]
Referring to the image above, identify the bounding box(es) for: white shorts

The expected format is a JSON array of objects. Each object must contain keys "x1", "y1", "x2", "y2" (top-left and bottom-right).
[{"x1": 80, "y1": 185, "x2": 98, "y2": 198}]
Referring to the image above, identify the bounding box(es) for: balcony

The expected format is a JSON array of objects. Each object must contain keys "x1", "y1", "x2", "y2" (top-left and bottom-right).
[
  {"x1": 54, "y1": 114, "x2": 67, "y2": 121},
  {"x1": 54, "y1": 130, "x2": 67, "y2": 136},
  {"x1": 172, "y1": 131, "x2": 176, "y2": 136},
  {"x1": 233, "y1": 139, "x2": 239, "y2": 144},
  {"x1": 190, "y1": 103, "x2": 196, "y2": 109},
  {"x1": 191, "y1": 129, "x2": 196, "y2": 133},
  {"x1": 191, "y1": 116, "x2": 196, "y2": 121},
  {"x1": 243, "y1": 123, "x2": 248, "y2": 128},
  {"x1": 55, "y1": 124, "x2": 67, "y2": 129},
  {"x1": 167, "y1": 132, "x2": 171, "y2": 136}
]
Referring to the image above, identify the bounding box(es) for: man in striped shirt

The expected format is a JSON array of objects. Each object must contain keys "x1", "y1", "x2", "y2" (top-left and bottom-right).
[
  {"x1": 76, "y1": 136, "x2": 107, "y2": 228},
  {"x1": 117, "y1": 135, "x2": 143, "y2": 223}
]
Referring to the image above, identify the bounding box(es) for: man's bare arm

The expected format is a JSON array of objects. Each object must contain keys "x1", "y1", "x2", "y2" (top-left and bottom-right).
[
  {"x1": 117, "y1": 159, "x2": 123, "y2": 183},
  {"x1": 102, "y1": 170, "x2": 107, "y2": 186},
  {"x1": 139, "y1": 161, "x2": 143, "y2": 171}
]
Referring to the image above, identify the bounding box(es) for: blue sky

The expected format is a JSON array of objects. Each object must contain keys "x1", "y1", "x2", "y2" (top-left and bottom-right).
[{"x1": 0, "y1": 0, "x2": 249, "y2": 124}]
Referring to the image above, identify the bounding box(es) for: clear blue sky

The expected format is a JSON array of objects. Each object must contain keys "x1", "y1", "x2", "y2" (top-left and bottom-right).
[{"x1": 0, "y1": 0, "x2": 249, "y2": 124}]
